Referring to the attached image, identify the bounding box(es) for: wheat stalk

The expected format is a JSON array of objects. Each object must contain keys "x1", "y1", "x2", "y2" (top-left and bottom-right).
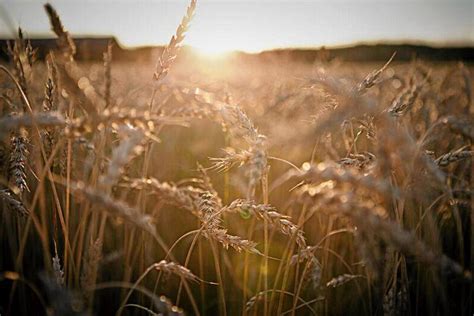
[
  {"x1": 326, "y1": 274, "x2": 364, "y2": 288},
  {"x1": 44, "y1": 3, "x2": 76, "y2": 59},
  {"x1": 435, "y1": 147, "x2": 473, "y2": 167},
  {"x1": 70, "y1": 181, "x2": 156, "y2": 235},
  {"x1": 0, "y1": 189, "x2": 29, "y2": 217},
  {"x1": 225, "y1": 199, "x2": 306, "y2": 249},
  {"x1": 8, "y1": 130, "x2": 29, "y2": 193},
  {"x1": 153, "y1": 0, "x2": 197, "y2": 82},
  {"x1": 154, "y1": 260, "x2": 200, "y2": 283},
  {"x1": 357, "y1": 52, "x2": 396, "y2": 93}
]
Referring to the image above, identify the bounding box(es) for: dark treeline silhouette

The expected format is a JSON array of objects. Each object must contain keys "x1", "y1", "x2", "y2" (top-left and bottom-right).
[{"x1": 0, "y1": 37, "x2": 473, "y2": 62}]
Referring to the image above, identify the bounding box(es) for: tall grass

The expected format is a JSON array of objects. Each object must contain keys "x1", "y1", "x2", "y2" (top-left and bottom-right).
[{"x1": 0, "y1": 2, "x2": 473, "y2": 315}]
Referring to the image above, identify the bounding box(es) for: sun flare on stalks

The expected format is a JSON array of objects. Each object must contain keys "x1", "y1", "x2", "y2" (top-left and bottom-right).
[{"x1": 0, "y1": 1, "x2": 473, "y2": 316}]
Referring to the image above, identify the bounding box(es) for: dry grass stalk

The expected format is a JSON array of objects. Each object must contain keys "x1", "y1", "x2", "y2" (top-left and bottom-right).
[
  {"x1": 210, "y1": 148, "x2": 252, "y2": 172},
  {"x1": 52, "y1": 240, "x2": 65, "y2": 286},
  {"x1": 199, "y1": 191, "x2": 222, "y2": 230},
  {"x1": 153, "y1": 0, "x2": 197, "y2": 82},
  {"x1": 205, "y1": 227, "x2": 259, "y2": 253},
  {"x1": 197, "y1": 192, "x2": 259, "y2": 253},
  {"x1": 225, "y1": 199, "x2": 306, "y2": 249},
  {"x1": 326, "y1": 274, "x2": 363, "y2": 288},
  {"x1": 8, "y1": 129, "x2": 29, "y2": 193},
  {"x1": 125, "y1": 177, "x2": 204, "y2": 215},
  {"x1": 127, "y1": 175, "x2": 259, "y2": 253},
  {"x1": 314, "y1": 191, "x2": 471, "y2": 279},
  {"x1": 125, "y1": 178, "x2": 257, "y2": 253},
  {"x1": 357, "y1": 116, "x2": 377, "y2": 140},
  {"x1": 383, "y1": 286, "x2": 408, "y2": 316},
  {"x1": 52, "y1": 254, "x2": 65, "y2": 286},
  {"x1": 246, "y1": 136, "x2": 267, "y2": 198},
  {"x1": 285, "y1": 161, "x2": 395, "y2": 197},
  {"x1": 100, "y1": 127, "x2": 145, "y2": 188},
  {"x1": 81, "y1": 238, "x2": 103, "y2": 304},
  {"x1": 44, "y1": 3, "x2": 76, "y2": 59},
  {"x1": 291, "y1": 248, "x2": 323, "y2": 290},
  {"x1": 388, "y1": 82, "x2": 421, "y2": 117},
  {"x1": 217, "y1": 104, "x2": 268, "y2": 198},
  {"x1": 435, "y1": 147, "x2": 473, "y2": 167},
  {"x1": 0, "y1": 112, "x2": 66, "y2": 139},
  {"x1": 245, "y1": 291, "x2": 269, "y2": 312},
  {"x1": 6, "y1": 28, "x2": 34, "y2": 96},
  {"x1": 220, "y1": 104, "x2": 260, "y2": 142},
  {"x1": 43, "y1": 77, "x2": 55, "y2": 113},
  {"x1": 46, "y1": 54, "x2": 59, "y2": 109},
  {"x1": 4, "y1": 31, "x2": 32, "y2": 196},
  {"x1": 103, "y1": 41, "x2": 113, "y2": 109},
  {"x1": 70, "y1": 181, "x2": 156, "y2": 235},
  {"x1": 338, "y1": 152, "x2": 376, "y2": 170},
  {"x1": 154, "y1": 260, "x2": 200, "y2": 283},
  {"x1": 65, "y1": 108, "x2": 187, "y2": 138},
  {"x1": 42, "y1": 61, "x2": 58, "y2": 158},
  {"x1": 389, "y1": 69, "x2": 431, "y2": 116},
  {"x1": 174, "y1": 93, "x2": 268, "y2": 195},
  {"x1": 197, "y1": 163, "x2": 222, "y2": 206},
  {"x1": 0, "y1": 188, "x2": 29, "y2": 216},
  {"x1": 357, "y1": 52, "x2": 396, "y2": 93}
]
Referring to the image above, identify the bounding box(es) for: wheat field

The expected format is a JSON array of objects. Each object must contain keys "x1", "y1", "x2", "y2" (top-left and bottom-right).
[{"x1": 0, "y1": 2, "x2": 473, "y2": 315}]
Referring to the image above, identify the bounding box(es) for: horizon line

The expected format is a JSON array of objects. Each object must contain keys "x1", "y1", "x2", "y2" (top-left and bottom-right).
[{"x1": 0, "y1": 34, "x2": 473, "y2": 54}]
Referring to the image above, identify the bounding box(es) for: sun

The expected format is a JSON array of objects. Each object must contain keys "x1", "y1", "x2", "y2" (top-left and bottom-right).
[
  {"x1": 187, "y1": 29, "x2": 262, "y2": 57},
  {"x1": 185, "y1": 9, "x2": 267, "y2": 57},
  {"x1": 189, "y1": 40, "x2": 236, "y2": 57}
]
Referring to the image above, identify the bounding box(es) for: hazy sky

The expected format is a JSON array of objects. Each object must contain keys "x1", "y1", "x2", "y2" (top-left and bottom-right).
[{"x1": 1, "y1": 0, "x2": 473, "y2": 53}]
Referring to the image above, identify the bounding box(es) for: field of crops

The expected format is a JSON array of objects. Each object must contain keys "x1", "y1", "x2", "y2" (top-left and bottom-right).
[{"x1": 0, "y1": 2, "x2": 473, "y2": 315}]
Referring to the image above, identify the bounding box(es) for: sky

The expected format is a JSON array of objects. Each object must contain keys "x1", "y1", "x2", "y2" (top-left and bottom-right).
[{"x1": 0, "y1": 0, "x2": 473, "y2": 53}]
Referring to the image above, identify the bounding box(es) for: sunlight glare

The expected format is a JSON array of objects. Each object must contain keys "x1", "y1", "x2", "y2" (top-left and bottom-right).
[
  {"x1": 191, "y1": 43, "x2": 234, "y2": 57},
  {"x1": 189, "y1": 38, "x2": 239, "y2": 57}
]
